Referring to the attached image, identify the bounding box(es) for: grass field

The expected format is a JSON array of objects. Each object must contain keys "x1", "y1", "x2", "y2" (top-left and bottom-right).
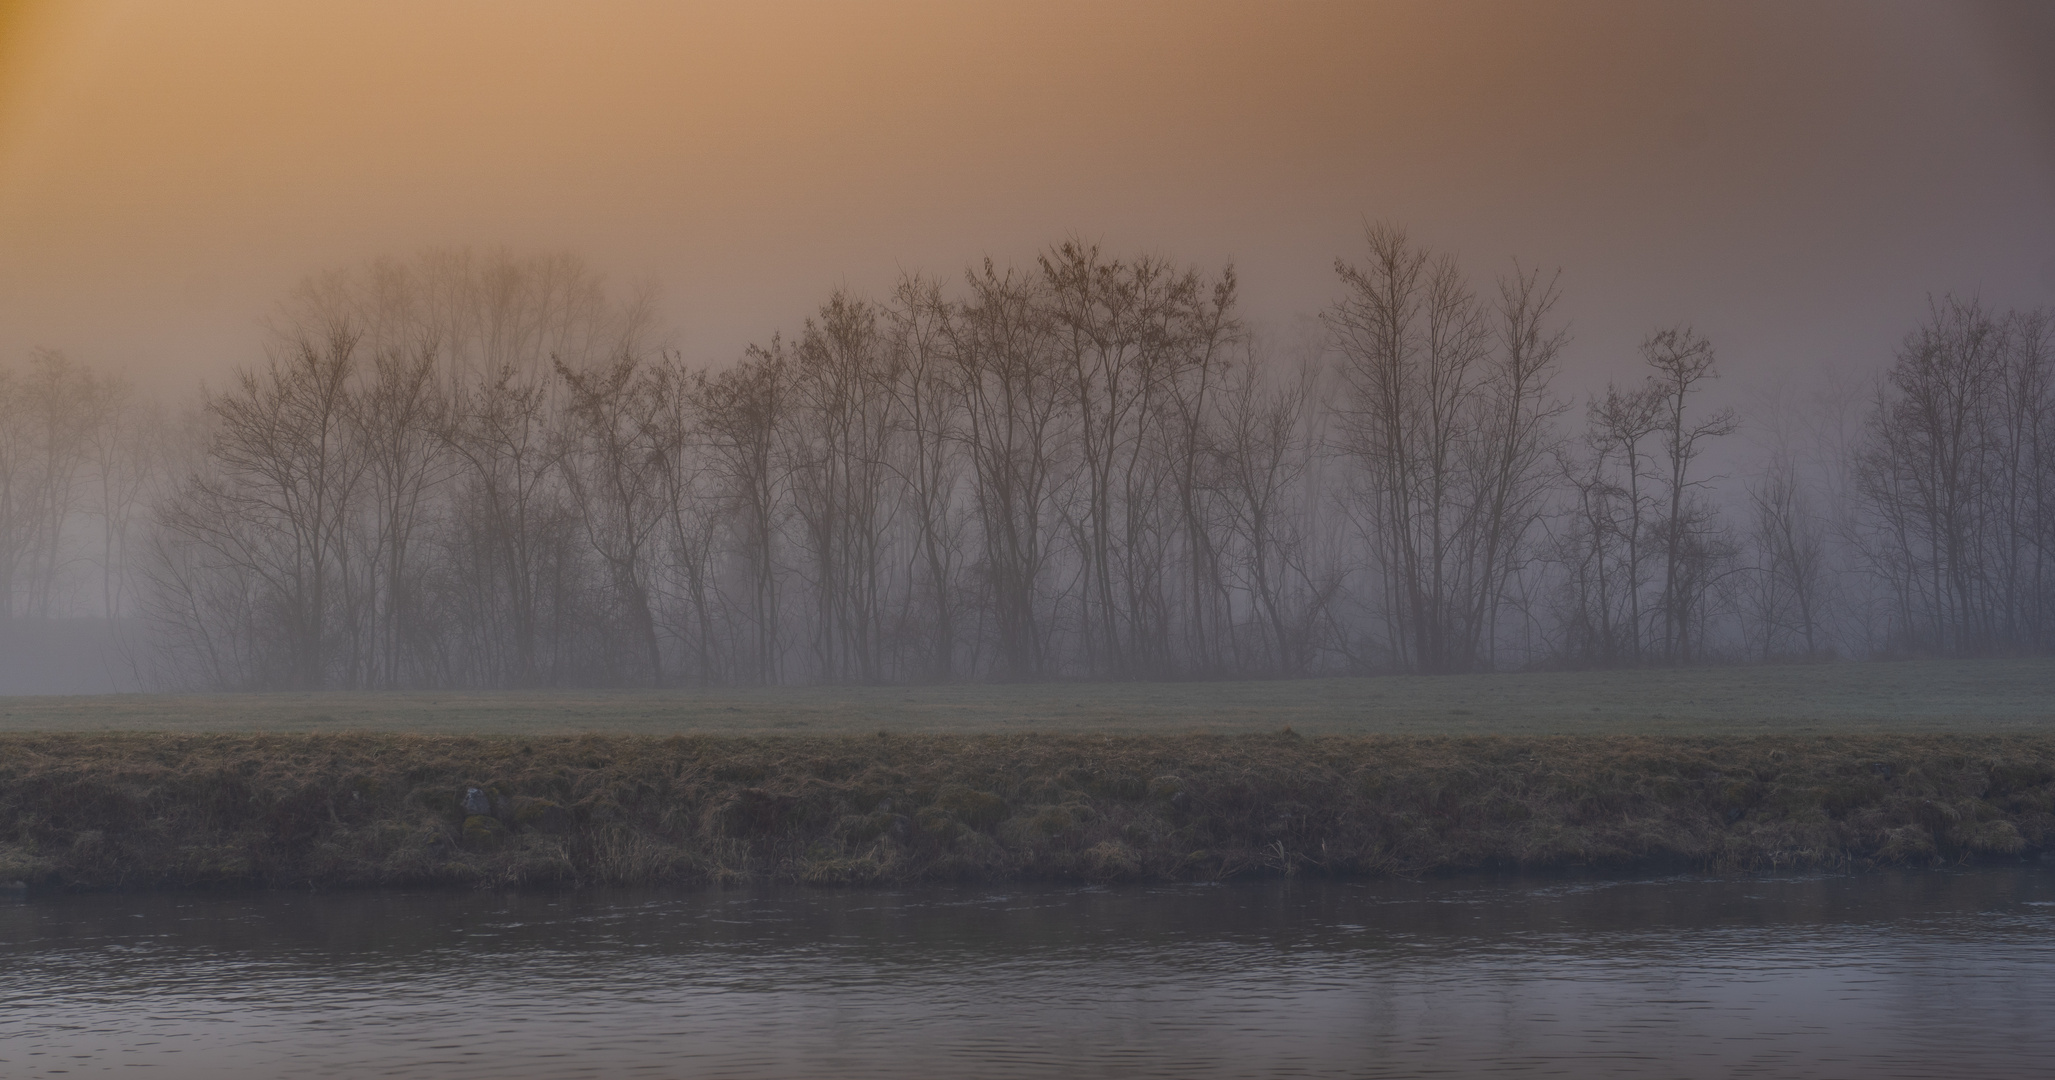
[
  {"x1": 7, "y1": 657, "x2": 2052, "y2": 889},
  {"x1": 0, "y1": 657, "x2": 2049, "y2": 736}
]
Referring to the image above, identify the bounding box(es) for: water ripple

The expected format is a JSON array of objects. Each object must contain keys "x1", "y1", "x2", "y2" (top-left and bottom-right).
[{"x1": 3, "y1": 869, "x2": 2052, "y2": 1078}]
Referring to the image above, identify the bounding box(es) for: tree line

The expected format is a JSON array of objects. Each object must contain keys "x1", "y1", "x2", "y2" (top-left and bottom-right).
[{"x1": 6, "y1": 234, "x2": 2050, "y2": 689}]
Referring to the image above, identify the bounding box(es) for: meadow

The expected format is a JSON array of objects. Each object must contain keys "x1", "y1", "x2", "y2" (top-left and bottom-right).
[
  {"x1": 5, "y1": 658, "x2": 2051, "y2": 891},
  {"x1": 1, "y1": 657, "x2": 2049, "y2": 737}
]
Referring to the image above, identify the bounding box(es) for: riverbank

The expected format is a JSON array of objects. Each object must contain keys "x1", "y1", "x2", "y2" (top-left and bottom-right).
[{"x1": 3, "y1": 731, "x2": 2051, "y2": 889}]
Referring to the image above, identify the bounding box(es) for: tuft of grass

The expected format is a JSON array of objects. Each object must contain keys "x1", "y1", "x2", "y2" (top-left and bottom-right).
[{"x1": 0, "y1": 730, "x2": 2050, "y2": 890}]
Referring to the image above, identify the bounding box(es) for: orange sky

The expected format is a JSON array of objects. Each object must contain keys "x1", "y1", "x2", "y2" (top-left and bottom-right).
[{"x1": 1, "y1": 0, "x2": 2051, "y2": 395}]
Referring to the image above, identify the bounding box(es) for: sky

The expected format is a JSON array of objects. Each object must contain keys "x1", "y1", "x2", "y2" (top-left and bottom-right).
[{"x1": 1, "y1": 0, "x2": 2051, "y2": 402}]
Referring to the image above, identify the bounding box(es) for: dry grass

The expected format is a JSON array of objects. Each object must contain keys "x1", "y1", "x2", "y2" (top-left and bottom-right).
[
  {"x1": 0, "y1": 658, "x2": 2050, "y2": 737},
  {"x1": 2, "y1": 730, "x2": 2050, "y2": 890},
  {"x1": 5, "y1": 658, "x2": 2048, "y2": 890}
]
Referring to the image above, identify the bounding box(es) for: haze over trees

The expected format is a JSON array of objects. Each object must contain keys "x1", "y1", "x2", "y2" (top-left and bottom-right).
[{"x1": 5, "y1": 235, "x2": 2051, "y2": 690}]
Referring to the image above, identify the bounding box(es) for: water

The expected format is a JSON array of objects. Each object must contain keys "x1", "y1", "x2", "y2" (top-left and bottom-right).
[{"x1": 4, "y1": 868, "x2": 2053, "y2": 1078}]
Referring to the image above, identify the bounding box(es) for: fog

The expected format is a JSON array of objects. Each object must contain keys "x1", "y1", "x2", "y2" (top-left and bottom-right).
[
  {"x1": 4, "y1": 1, "x2": 2051, "y2": 390},
  {"x1": 0, "y1": 1, "x2": 2051, "y2": 691}
]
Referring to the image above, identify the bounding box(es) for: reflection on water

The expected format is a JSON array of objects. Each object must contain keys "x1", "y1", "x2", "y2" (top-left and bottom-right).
[{"x1": 3, "y1": 868, "x2": 2053, "y2": 1078}]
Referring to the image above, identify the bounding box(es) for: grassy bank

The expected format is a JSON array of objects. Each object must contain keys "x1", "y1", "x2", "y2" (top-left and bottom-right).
[{"x1": 3, "y1": 732, "x2": 2051, "y2": 890}]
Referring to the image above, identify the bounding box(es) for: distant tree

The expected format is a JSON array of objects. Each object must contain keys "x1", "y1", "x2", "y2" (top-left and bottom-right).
[
  {"x1": 1743, "y1": 458, "x2": 1830, "y2": 659},
  {"x1": 694, "y1": 342, "x2": 790, "y2": 684},
  {"x1": 884, "y1": 275, "x2": 971, "y2": 681},
  {"x1": 1554, "y1": 382, "x2": 1663, "y2": 664},
  {"x1": 1643, "y1": 327, "x2": 1738, "y2": 663},
  {"x1": 944, "y1": 261, "x2": 1069, "y2": 680},
  {"x1": 1854, "y1": 297, "x2": 2053, "y2": 655},
  {"x1": 0, "y1": 351, "x2": 126, "y2": 619},
  {"x1": 156, "y1": 326, "x2": 364, "y2": 688},
  {"x1": 129, "y1": 234, "x2": 2006, "y2": 689},
  {"x1": 1328, "y1": 225, "x2": 1565, "y2": 673},
  {"x1": 558, "y1": 350, "x2": 672, "y2": 684},
  {"x1": 782, "y1": 293, "x2": 903, "y2": 682},
  {"x1": 1210, "y1": 354, "x2": 1341, "y2": 673}
]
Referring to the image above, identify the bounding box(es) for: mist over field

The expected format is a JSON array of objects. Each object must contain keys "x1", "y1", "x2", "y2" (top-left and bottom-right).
[
  {"x1": 9, "y1": 15, "x2": 2055, "y2": 1079},
  {"x1": 0, "y1": 0, "x2": 2050, "y2": 693}
]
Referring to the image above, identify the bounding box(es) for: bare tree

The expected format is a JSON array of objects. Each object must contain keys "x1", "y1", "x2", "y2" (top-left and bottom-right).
[
  {"x1": 1211, "y1": 354, "x2": 1341, "y2": 673},
  {"x1": 559, "y1": 351, "x2": 672, "y2": 683},
  {"x1": 436, "y1": 359, "x2": 572, "y2": 685},
  {"x1": 1641, "y1": 327, "x2": 1738, "y2": 663},
  {"x1": 0, "y1": 351, "x2": 125, "y2": 619},
  {"x1": 945, "y1": 261, "x2": 1070, "y2": 680},
  {"x1": 1468, "y1": 264, "x2": 1570, "y2": 666},
  {"x1": 781, "y1": 294, "x2": 904, "y2": 682},
  {"x1": 884, "y1": 275, "x2": 971, "y2": 681},
  {"x1": 130, "y1": 235, "x2": 2016, "y2": 689},
  {"x1": 1328, "y1": 225, "x2": 1564, "y2": 673},
  {"x1": 639, "y1": 355, "x2": 725, "y2": 685},
  {"x1": 84, "y1": 382, "x2": 165, "y2": 628},
  {"x1": 157, "y1": 327, "x2": 365, "y2": 688},
  {"x1": 1743, "y1": 459, "x2": 1830, "y2": 659},
  {"x1": 1854, "y1": 297, "x2": 2053, "y2": 655},
  {"x1": 695, "y1": 343, "x2": 790, "y2": 684}
]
